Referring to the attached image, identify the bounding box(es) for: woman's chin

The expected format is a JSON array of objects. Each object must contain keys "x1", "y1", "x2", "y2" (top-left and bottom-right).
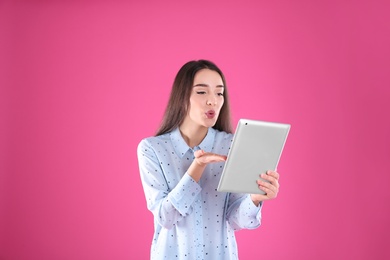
[{"x1": 203, "y1": 119, "x2": 217, "y2": 128}]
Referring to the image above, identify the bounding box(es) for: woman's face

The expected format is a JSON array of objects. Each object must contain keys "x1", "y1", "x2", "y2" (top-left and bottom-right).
[{"x1": 183, "y1": 69, "x2": 225, "y2": 129}]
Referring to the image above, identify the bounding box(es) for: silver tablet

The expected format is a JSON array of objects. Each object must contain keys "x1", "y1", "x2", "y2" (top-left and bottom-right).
[{"x1": 217, "y1": 119, "x2": 290, "y2": 194}]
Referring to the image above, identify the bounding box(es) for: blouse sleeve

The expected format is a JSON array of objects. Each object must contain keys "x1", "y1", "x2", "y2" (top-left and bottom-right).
[
  {"x1": 226, "y1": 192, "x2": 262, "y2": 231},
  {"x1": 137, "y1": 139, "x2": 202, "y2": 229}
]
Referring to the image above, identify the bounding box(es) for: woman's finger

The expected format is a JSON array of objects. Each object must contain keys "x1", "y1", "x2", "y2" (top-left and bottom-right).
[
  {"x1": 261, "y1": 173, "x2": 280, "y2": 187},
  {"x1": 195, "y1": 150, "x2": 227, "y2": 164},
  {"x1": 266, "y1": 170, "x2": 280, "y2": 180},
  {"x1": 257, "y1": 179, "x2": 278, "y2": 198},
  {"x1": 257, "y1": 179, "x2": 277, "y2": 193},
  {"x1": 203, "y1": 153, "x2": 227, "y2": 163}
]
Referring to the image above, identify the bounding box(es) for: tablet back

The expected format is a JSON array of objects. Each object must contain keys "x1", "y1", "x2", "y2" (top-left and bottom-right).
[{"x1": 217, "y1": 119, "x2": 290, "y2": 194}]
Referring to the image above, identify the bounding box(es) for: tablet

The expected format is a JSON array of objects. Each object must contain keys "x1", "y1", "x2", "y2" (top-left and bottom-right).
[{"x1": 217, "y1": 119, "x2": 290, "y2": 194}]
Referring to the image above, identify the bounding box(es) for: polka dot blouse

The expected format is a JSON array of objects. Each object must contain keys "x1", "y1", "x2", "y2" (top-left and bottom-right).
[{"x1": 137, "y1": 127, "x2": 262, "y2": 260}]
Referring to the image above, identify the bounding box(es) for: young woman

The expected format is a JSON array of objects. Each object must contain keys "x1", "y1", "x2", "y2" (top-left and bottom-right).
[{"x1": 137, "y1": 60, "x2": 280, "y2": 259}]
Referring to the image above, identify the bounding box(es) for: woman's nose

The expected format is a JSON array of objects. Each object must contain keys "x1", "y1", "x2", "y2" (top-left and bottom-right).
[
  {"x1": 207, "y1": 98, "x2": 216, "y2": 105},
  {"x1": 207, "y1": 94, "x2": 217, "y2": 105}
]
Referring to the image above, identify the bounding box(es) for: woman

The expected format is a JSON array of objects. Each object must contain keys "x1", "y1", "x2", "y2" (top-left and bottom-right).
[{"x1": 137, "y1": 60, "x2": 280, "y2": 259}]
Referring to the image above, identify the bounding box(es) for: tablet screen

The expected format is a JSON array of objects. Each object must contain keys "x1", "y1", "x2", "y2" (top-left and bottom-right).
[{"x1": 217, "y1": 119, "x2": 290, "y2": 194}]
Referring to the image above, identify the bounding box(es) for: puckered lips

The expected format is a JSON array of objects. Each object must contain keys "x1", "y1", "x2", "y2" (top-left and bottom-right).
[{"x1": 206, "y1": 110, "x2": 216, "y2": 119}]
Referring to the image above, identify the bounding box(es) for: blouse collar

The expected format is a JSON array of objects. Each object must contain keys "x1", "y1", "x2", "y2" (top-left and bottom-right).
[{"x1": 170, "y1": 127, "x2": 216, "y2": 158}]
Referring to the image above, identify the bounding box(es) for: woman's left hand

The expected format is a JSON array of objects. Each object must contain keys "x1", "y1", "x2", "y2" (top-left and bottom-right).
[{"x1": 250, "y1": 170, "x2": 280, "y2": 206}]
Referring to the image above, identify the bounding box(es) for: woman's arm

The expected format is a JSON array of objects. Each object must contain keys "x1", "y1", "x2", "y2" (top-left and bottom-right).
[
  {"x1": 225, "y1": 170, "x2": 280, "y2": 230},
  {"x1": 138, "y1": 140, "x2": 226, "y2": 229},
  {"x1": 226, "y1": 193, "x2": 262, "y2": 231},
  {"x1": 138, "y1": 139, "x2": 201, "y2": 229}
]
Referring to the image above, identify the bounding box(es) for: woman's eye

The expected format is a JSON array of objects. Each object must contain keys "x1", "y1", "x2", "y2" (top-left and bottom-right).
[
  {"x1": 196, "y1": 91, "x2": 206, "y2": 95},
  {"x1": 217, "y1": 93, "x2": 224, "y2": 96}
]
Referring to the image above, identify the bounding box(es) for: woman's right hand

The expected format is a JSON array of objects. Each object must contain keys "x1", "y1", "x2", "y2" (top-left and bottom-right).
[
  {"x1": 194, "y1": 149, "x2": 227, "y2": 166},
  {"x1": 188, "y1": 150, "x2": 227, "y2": 182}
]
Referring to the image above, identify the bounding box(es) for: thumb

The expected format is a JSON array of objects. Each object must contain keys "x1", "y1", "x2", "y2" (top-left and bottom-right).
[{"x1": 194, "y1": 149, "x2": 205, "y2": 158}]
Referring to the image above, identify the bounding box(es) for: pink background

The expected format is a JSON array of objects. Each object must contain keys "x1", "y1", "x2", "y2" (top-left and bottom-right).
[{"x1": 1, "y1": 0, "x2": 390, "y2": 259}]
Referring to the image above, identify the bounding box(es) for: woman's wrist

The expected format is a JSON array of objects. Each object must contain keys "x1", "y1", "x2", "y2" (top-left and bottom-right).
[
  {"x1": 250, "y1": 194, "x2": 262, "y2": 207},
  {"x1": 187, "y1": 159, "x2": 206, "y2": 182}
]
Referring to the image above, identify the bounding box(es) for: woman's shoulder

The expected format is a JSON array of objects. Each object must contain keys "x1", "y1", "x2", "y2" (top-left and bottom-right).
[{"x1": 138, "y1": 132, "x2": 171, "y2": 150}]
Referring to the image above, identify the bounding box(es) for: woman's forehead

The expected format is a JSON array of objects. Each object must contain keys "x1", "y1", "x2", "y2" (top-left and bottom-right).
[{"x1": 193, "y1": 69, "x2": 224, "y2": 86}]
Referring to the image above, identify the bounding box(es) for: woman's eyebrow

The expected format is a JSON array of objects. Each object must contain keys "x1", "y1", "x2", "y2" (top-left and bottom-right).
[{"x1": 194, "y1": 83, "x2": 224, "y2": 88}]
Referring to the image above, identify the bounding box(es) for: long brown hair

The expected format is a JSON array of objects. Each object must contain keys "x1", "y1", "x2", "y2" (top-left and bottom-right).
[{"x1": 156, "y1": 60, "x2": 233, "y2": 136}]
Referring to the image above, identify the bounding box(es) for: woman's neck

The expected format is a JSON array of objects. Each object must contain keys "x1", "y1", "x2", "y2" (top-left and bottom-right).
[{"x1": 179, "y1": 123, "x2": 208, "y2": 148}]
